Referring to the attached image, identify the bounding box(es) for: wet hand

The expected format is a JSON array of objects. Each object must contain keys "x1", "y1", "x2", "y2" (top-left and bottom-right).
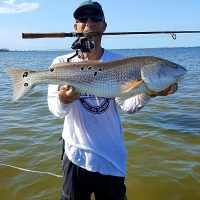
[
  {"x1": 146, "y1": 83, "x2": 178, "y2": 97},
  {"x1": 58, "y1": 85, "x2": 80, "y2": 104}
]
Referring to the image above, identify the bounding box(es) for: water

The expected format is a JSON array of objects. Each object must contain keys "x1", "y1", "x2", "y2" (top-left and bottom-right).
[{"x1": 0, "y1": 48, "x2": 200, "y2": 200}]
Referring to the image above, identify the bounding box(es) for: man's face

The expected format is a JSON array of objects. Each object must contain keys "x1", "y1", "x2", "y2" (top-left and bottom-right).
[{"x1": 74, "y1": 10, "x2": 107, "y2": 34}]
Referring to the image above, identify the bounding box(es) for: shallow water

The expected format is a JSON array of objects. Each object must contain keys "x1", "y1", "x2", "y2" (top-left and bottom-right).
[{"x1": 0, "y1": 48, "x2": 200, "y2": 200}]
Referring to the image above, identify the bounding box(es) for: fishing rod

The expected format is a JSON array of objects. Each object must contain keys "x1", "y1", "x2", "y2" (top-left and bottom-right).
[
  {"x1": 22, "y1": 30, "x2": 200, "y2": 55},
  {"x1": 22, "y1": 30, "x2": 200, "y2": 40}
]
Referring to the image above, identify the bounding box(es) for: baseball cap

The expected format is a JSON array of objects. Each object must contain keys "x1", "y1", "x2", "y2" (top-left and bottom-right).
[{"x1": 73, "y1": 0, "x2": 104, "y2": 19}]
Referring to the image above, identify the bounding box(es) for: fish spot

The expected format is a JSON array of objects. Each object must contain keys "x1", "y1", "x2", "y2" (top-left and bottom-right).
[
  {"x1": 88, "y1": 67, "x2": 92, "y2": 70},
  {"x1": 99, "y1": 68, "x2": 103, "y2": 71},
  {"x1": 50, "y1": 68, "x2": 54, "y2": 72},
  {"x1": 24, "y1": 83, "x2": 28, "y2": 87},
  {"x1": 94, "y1": 72, "x2": 98, "y2": 76},
  {"x1": 23, "y1": 72, "x2": 28, "y2": 78},
  {"x1": 80, "y1": 67, "x2": 84, "y2": 71}
]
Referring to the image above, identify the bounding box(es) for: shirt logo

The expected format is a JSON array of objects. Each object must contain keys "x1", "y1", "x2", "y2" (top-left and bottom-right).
[{"x1": 79, "y1": 93, "x2": 110, "y2": 114}]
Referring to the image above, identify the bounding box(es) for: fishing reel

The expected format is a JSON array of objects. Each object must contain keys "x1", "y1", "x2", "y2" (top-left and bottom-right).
[
  {"x1": 67, "y1": 36, "x2": 95, "y2": 62},
  {"x1": 71, "y1": 37, "x2": 95, "y2": 53}
]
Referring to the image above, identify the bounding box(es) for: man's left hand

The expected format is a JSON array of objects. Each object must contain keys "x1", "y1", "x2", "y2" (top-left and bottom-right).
[{"x1": 146, "y1": 83, "x2": 178, "y2": 97}]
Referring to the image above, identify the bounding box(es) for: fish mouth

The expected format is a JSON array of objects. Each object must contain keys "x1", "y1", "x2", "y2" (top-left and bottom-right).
[
  {"x1": 179, "y1": 65, "x2": 187, "y2": 74},
  {"x1": 182, "y1": 67, "x2": 187, "y2": 75},
  {"x1": 175, "y1": 67, "x2": 187, "y2": 82},
  {"x1": 175, "y1": 65, "x2": 187, "y2": 77},
  {"x1": 177, "y1": 75, "x2": 185, "y2": 82}
]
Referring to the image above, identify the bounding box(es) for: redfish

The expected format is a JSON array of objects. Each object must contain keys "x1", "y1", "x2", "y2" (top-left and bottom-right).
[{"x1": 5, "y1": 56, "x2": 187, "y2": 101}]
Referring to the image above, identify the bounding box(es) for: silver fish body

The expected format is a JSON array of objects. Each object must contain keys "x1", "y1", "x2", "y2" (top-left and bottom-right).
[{"x1": 5, "y1": 56, "x2": 187, "y2": 101}]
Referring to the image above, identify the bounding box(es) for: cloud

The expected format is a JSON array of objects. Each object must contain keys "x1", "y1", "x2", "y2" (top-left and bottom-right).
[{"x1": 0, "y1": 0, "x2": 39, "y2": 14}]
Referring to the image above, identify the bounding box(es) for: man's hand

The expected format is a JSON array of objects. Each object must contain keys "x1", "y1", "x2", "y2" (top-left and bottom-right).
[
  {"x1": 146, "y1": 83, "x2": 178, "y2": 97},
  {"x1": 58, "y1": 85, "x2": 80, "y2": 104}
]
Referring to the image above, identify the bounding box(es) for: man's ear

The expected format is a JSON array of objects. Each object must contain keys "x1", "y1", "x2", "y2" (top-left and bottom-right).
[
  {"x1": 74, "y1": 23, "x2": 77, "y2": 31},
  {"x1": 103, "y1": 21, "x2": 107, "y2": 32}
]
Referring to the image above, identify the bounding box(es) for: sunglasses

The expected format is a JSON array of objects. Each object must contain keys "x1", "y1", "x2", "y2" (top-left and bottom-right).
[{"x1": 77, "y1": 15, "x2": 104, "y2": 23}]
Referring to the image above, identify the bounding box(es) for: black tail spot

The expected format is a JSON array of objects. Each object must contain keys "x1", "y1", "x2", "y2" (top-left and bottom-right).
[{"x1": 23, "y1": 72, "x2": 28, "y2": 78}]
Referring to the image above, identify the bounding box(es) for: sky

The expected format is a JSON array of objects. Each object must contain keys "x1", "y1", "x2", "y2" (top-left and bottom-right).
[{"x1": 0, "y1": 0, "x2": 200, "y2": 50}]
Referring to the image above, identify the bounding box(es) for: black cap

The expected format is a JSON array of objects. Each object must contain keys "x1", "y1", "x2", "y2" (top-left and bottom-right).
[{"x1": 74, "y1": 0, "x2": 104, "y2": 19}]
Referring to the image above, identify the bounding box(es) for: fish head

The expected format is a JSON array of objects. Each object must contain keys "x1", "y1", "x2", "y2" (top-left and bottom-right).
[{"x1": 142, "y1": 57, "x2": 187, "y2": 92}]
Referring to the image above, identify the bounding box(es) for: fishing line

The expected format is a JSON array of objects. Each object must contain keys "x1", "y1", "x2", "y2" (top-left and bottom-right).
[{"x1": 0, "y1": 163, "x2": 62, "y2": 178}]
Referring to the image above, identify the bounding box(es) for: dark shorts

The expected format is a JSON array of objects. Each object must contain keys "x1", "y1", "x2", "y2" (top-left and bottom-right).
[{"x1": 61, "y1": 153, "x2": 127, "y2": 200}]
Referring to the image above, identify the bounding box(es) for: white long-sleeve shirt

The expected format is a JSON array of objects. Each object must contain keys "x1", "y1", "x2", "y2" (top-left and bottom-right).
[{"x1": 48, "y1": 50, "x2": 151, "y2": 177}]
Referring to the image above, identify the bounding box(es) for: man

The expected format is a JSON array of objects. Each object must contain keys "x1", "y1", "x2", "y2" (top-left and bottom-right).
[{"x1": 48, "y1": 1, "x2": 177, "y2": 199}]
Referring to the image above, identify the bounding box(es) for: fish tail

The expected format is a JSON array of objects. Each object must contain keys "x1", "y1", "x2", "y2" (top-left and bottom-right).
[{"x1": 4, "y1": 68, "x2": 35, "y2": 101}]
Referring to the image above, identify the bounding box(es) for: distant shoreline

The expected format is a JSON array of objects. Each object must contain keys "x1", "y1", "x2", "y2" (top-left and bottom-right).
[{"x1": 0, "y1": 48, "x2": 9, "y2": 52}]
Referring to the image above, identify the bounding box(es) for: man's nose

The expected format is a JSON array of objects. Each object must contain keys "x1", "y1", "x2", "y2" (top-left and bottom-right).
[{"x1": 86, "y1": 17, "x2": 93, "y2": 24}]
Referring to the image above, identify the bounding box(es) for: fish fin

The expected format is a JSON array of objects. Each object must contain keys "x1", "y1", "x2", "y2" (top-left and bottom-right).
[
  {"x1": 51, "y1": 62, "x2": 70, "y2": 68},
  {"x1": 52, "y1": 60, "x2": 100, "y2": 68},
  {"x1": 4, "y1": 68, "x2": 34, "y2": 101},
  {"x1": 121, "y1": 80, "x2": 144, "y2": 94},
  {"x1": 80, "y1": 60, "x2": 100, "y2": 64}
]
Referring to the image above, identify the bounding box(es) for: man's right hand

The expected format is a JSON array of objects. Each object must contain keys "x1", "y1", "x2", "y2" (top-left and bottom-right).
[{"x1": 58, "y1": 85, "x2": 80, "y2": 104}]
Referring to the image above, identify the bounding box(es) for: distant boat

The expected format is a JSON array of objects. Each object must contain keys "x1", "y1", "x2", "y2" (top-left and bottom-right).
[{"x1": 0, "y1": 48, "x2": 9, "y2": 52}]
